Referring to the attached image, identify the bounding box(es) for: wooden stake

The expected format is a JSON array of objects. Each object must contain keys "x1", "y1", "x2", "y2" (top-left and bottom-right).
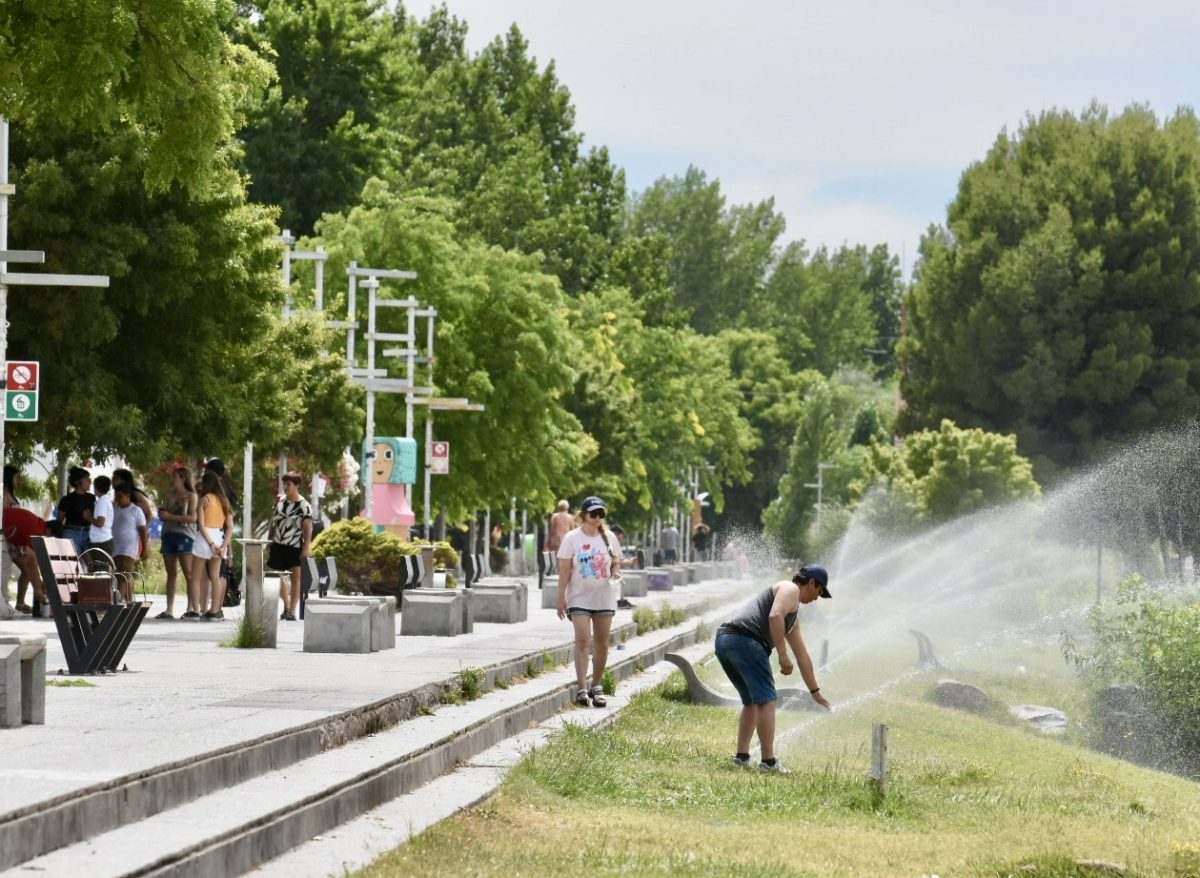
[{"x1": 869, "y1": 722, "x2": 889, "y2": 799}]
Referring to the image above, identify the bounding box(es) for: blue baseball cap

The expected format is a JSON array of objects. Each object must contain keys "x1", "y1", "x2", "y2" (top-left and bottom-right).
[
  {"x1": 580, "y1": 496, "x2": 607, "y2": 514},
  {"x1": 797, "y1": 564, "x2": 831, "y2": 597}
]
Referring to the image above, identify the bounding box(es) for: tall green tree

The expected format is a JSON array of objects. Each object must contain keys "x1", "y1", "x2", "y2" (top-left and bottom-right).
[
  {"x1": 238, "y1": 0, "x2": 396, "y2": 235},
  {"x1": 899, "y1": 105, "x2": 1200, "y2": 473},
  {"x1": 7, "y1": 124, "x2": 353, "y2": 466},
  {"x1": 764, "y1": 243, "x2": 882, "y2": 375},
  {"x1": 311, "y1": 179, "x2": 594, "y2": 520},
  {"x1": 627, "y1": 166, "x2": 784, "y2": 333},
  {"x1": 0, "y1": 0, "x2": 272, "y2": 192}
]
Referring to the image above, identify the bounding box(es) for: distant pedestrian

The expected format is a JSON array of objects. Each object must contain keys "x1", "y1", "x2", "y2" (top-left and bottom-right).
[
  {"x1": 194, "y1": 470, "x2": 234, "y2": 620},
  {"x1": 715, "y1": 565, "x2": 832, "y2": 773},
  {"x1": 57, "y1": 466, "x2": 94, "y2": 555},
  {"x1": 111, "y1": 484, "x2": 148, "y2": 601},
  {"x1": 660, "y1": 522, "x2": 680, "y2": 565},
  {"x1": 4, "y1": 465, "x2": 33, "y2": 614},
  {"x1": 157, "y1": 466, "x2": 198, "y2": 619},
  {"x1": 87, "y1": 475, "x2": 115, "y2": 564},
  {"x1": 548, "y1": 500, "x2": 573, "y2": 552},
  {"x1": 268, "y1": 472, "x2": 313, "y2": 622},
  {"x1": 557, "y1": 495, "x2": 621, "y2": 708},
  {"x1": 692, "y1": 523, "x2": 711, "y2": 562},
  {"x1": 609, "y1": 523, "x2": 638, "y2": 610},
  {"x1": 3, "y1": 506, "x2": 49, "y2": 610}
]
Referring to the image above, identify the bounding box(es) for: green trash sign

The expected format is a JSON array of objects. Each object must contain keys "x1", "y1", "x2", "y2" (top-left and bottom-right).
[{"x1": 4, "y1": 361, "x2": 39, "y2": 421}]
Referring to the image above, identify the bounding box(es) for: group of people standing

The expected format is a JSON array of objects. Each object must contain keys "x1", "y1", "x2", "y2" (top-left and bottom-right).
[{"x1": 52, "y1": 460, "x2": 235, "y2": 620}]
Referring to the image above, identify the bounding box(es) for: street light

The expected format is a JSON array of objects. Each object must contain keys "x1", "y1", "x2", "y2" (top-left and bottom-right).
[{"x1": 803, "y1": 462, "x2": 839, "y2": 517}]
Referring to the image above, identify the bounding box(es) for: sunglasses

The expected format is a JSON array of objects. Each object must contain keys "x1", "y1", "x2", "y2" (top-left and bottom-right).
[{"x1": 587, "y1": 509, "x2": 606, "y2": 518}]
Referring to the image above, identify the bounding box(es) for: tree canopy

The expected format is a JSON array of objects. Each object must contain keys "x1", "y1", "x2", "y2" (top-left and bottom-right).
[
  {"x1": 0, "y1": 0, "x2": 272, "y2": 192},
  {"x1": 899, "y1": 105, "x2": 1200, "y2": 475}
]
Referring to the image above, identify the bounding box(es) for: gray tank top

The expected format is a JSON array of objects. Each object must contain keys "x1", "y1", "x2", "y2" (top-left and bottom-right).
[
  {"x1": 161, "y1": 490, "x2": 197, "y2": 539},
  {"x1": 720, "y1": 585, "x2": 798, "y2": 650}
]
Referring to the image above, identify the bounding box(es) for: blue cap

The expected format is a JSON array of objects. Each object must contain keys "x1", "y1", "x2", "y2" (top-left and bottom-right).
[
  {"x1": 797, "y1": 564, "x2": 831, "y2": 597},
  {"x1": 580, "y1": 496, "x2": 607, "y2": 514}
]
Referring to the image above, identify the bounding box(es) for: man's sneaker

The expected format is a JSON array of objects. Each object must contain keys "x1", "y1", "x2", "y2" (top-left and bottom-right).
[
  {"x1": 181, "y1": 611, "x2": 200, "y2": 620},
  {"x1": 282, "y1": 610, "x2": 297, "y2": 621},
  {"x1": 731, "y1": 755, "x2": 752, "y2": 769},
  {"x1": 617, "y1": 598, "x2": 635, "y2": 610},
  {"x1": 759, "y1": 760, "x2": 791, "y2": 774}
]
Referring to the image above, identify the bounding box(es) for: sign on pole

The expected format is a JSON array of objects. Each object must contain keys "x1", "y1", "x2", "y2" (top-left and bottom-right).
[
  {"x1": 431, "y1": 440, "x2": 450, "y2": 475},
  {"x1": 4, "y1": 360, "x2": 38, "y2": 421}
]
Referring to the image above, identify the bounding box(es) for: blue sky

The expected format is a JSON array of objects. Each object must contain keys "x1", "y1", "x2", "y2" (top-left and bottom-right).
[{"x1": 407, "y1": 1, "x2": 1200, "y2": 276}]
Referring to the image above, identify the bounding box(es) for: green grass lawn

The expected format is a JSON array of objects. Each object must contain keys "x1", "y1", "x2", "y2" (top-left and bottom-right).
[{"x1": 357, "y1": 665, "x2": 1200, "y2": 878}]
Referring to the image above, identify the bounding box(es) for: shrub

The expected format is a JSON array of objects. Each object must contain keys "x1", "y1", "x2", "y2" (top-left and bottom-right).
[
  {"x1": 312, "y1": 518, "x2": 422, "y2": 595},
  {"x1": 1063, "y1": 574, "x2": 1200, "y2": 757}
]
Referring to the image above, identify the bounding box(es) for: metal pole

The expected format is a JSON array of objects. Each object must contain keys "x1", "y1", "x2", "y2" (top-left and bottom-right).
[
  {"x1": 0, "y1": 118, "x2": 9, "y2": 556},
  {"x1": 363, "y1": 278, "x2": 378, "y2": 519},
  {"x1": 314, "y1": 246, "x2": 325, "y2": 311},
  {"x1": 405, "y1": 301, "x2": 415, "y2": 439},
  {"x1": 243, "y1": 442, "x2": 253, "y2": 586},
  {"x1": 422, "y1": 311, "x2": 436, "y2": 534}
]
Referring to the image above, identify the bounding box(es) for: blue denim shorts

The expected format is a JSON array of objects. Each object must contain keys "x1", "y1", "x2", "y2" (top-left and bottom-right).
[
  {"x1": 160, "y1": 531, "x2": 194, "y2": 557},
  {"x1": 715, "y1": 631, "x2": 776, "y2": 705},
  {"x1": 567, "y1": 606, "x2": 615, "y2": 618}
]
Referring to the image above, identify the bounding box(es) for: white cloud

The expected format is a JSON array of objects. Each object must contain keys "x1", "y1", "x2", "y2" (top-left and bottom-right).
[{"x1": 403, "y1": 1, "x2": 1200, "y2": 264}]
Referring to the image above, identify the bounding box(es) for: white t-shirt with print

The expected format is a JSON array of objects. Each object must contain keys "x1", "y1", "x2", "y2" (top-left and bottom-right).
[
  {"x1": 556, "y1": 526, "x2": 621, "y2": 612},
  {"x1": 112, "y1": 504, "x2": 147, "y2": 558},
  {"x1": 89, "y1": 493, "x2": 114, "y2": 543}
]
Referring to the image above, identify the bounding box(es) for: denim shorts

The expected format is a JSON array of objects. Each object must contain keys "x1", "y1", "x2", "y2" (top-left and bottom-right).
[
  {"x1": 715, "y1": 631, "x2": 776, "y2": 705},
  {"x1": 160, "y1": 531, "x2": 194, "y2": 557},
  {"x1": 567, "y1": 606, "x2": 615, "y2": 618}
]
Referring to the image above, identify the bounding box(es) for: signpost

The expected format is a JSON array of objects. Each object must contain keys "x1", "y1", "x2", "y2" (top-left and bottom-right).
[
  {"x1": 4, "y1": 359, "x2": 38, "y2": 421},
  {"x1": 431, "y1": 441, "x2": 449, "y2": 474}
]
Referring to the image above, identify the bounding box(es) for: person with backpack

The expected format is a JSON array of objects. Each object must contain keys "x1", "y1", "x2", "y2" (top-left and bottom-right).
[{"x1": 556, "y1": 495, "x2": 622, "y2": 708}]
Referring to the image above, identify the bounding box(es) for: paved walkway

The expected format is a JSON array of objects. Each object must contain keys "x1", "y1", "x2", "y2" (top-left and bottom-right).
[{"x1": 0, "y1": 574, "x2": 759, "y2": 825}]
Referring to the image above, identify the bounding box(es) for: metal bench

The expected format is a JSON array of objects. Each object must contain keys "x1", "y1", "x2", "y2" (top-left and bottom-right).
[{"x1": 31, "y1": 536, "x2": 150, "y2": 675}]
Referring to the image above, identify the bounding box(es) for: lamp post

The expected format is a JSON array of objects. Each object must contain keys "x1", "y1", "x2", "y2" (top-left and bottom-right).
[{"x1": 804, "y1": 463, "x2": 839, "y2": 519}]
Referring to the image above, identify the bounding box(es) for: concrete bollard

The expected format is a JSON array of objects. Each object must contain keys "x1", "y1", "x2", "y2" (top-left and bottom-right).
[{"x1": 0, "y1": 634, "x2": 46, "y2": 726}]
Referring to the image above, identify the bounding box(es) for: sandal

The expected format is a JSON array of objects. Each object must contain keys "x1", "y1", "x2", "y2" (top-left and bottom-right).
[
  {"x1": 574, "y1": 688, "x2": 590, "y2": 707},
  {"x1": 589, "y1": 685, "x2": 607, "y2": 708}
]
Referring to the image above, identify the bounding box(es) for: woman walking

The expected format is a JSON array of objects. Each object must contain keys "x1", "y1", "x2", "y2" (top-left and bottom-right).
[
  {"x1": 556, "y1": 495, "x2": 622, "y2": 708},
  {"x1": 157, "y1": 466, "x2": 198, "y2": 619},
  {"x1": 193, "y1": 470, "x2": 233, "y2": 620}
]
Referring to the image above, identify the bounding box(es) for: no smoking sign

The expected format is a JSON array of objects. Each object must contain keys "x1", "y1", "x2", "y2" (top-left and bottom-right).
[
  {"x1": 4, "y1": 361, "x2": 40, "y2": 421},
  {"x1": 6, "y1": 361, "x2": 38, "y2": 391}
]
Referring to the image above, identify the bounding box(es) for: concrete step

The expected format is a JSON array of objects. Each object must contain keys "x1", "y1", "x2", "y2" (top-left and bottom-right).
[
  {"x1": 1, "y1": 594, "x2": 741, "y2": 878},
  {"x1": 250, "y1": 638, "x2": 717, "y2": 878}
]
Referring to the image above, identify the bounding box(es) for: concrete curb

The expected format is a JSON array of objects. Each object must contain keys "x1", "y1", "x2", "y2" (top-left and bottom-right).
[{"x1": 0, "y1": 589, "x2": 743, "y2": 874}]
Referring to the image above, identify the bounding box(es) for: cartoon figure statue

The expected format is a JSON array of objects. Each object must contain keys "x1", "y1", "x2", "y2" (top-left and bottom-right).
[{"x1": 367, "y1": 437, "x2": 417, "y2": 539}]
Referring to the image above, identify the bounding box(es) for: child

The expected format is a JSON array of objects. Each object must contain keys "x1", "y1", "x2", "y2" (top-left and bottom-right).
[
  {"x1": 111, "y1": 484, "x2": 148, "y2": 601},
  {"x1": 87, "y1": 475, "x2": 115, "y2": 566}
]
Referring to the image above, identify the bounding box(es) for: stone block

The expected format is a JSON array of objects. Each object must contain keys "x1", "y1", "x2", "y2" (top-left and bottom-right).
[
  {"x1": 670, "y1": 566, "x2": 688, "y2": 588},
  {"x1": 401, "y1": 590, "x2": 465, "y2": 637},
  {"x1": 302, "y1": 602, "x2": 373, "y2": 653},
  {"x1": 469, "y1": 581, "x2": 527, "y2": 624},
  {"x1": 620, "y1": 570, "x2": 648, "y2": 597},
  {"x1": 0, "y1": 634, "x2": 46, "y2": 725},
  {"x1": 0, "y1": 644, "x2": 19, "y2": 728},
  {"x1": 308, "y1": 596, "x2": 396, "y2": 650},
  {"x1": 541, "y1": 581, "x2": 560, "y2": 609},
  {"x1": 645, "y1": 568, "x2": 673, "y2": 591}
]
